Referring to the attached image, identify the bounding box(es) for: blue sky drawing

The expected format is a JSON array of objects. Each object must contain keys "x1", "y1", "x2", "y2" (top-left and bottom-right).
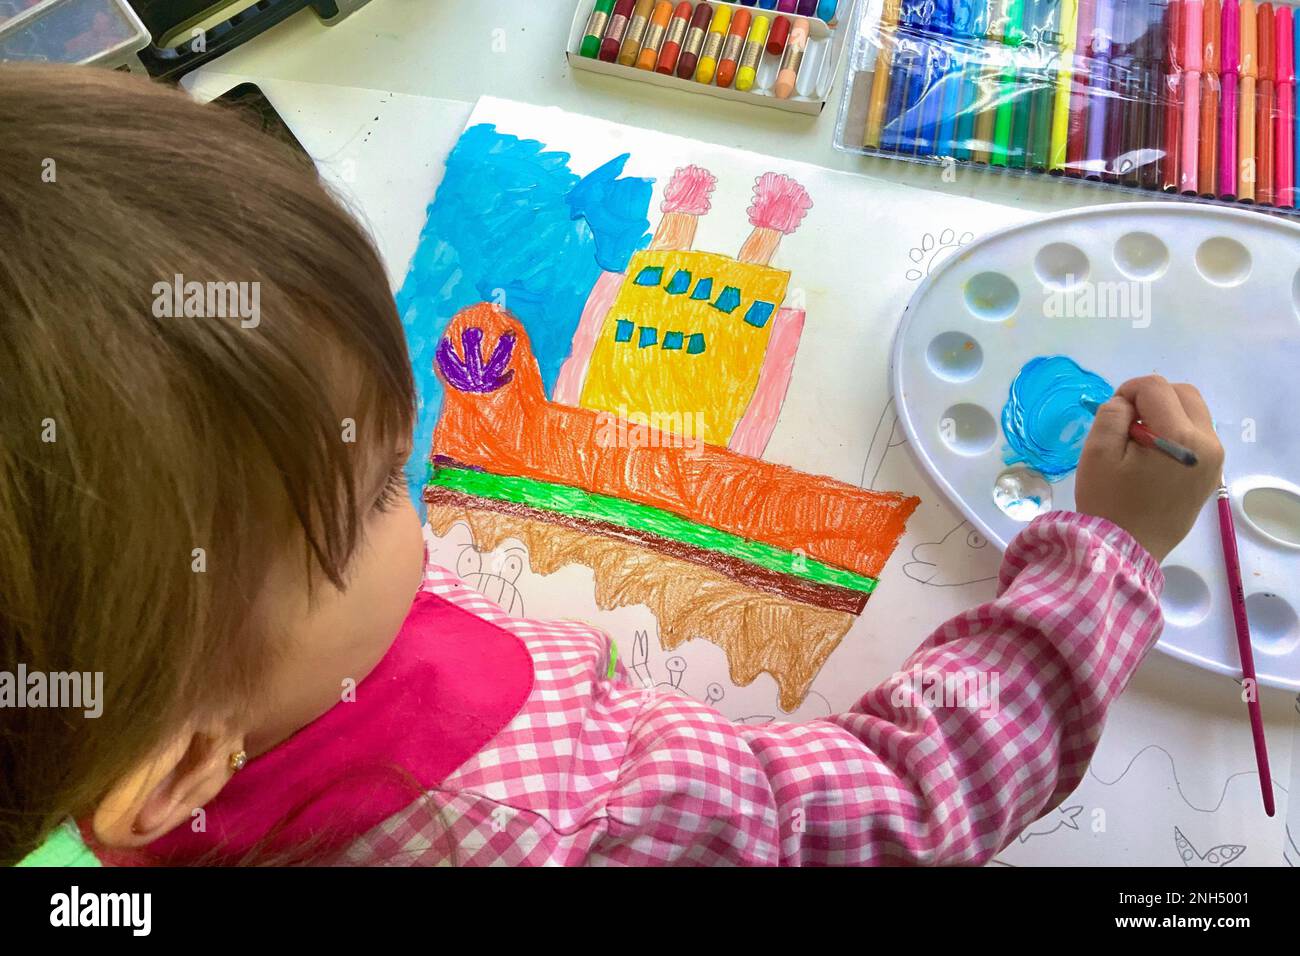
[{"x1": 395, "y1": 123, "x2": 653, "y2": 498}]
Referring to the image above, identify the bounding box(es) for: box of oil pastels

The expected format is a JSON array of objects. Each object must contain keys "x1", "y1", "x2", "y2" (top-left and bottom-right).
[{"x1": 568, "y1": 0, "x2": 862, "y2": 114}]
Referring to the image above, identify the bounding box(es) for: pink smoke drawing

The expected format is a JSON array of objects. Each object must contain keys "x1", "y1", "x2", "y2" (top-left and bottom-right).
[
  {"x1": 661, "y1": 165, "x2": 718, "y2": 216},
  {"x1": 747, "y1": 173, "x2": 813, "y2": 235}
]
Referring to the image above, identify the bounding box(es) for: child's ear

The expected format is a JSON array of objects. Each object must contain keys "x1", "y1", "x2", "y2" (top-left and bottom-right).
[{"x1": 92, "y1": 724, "x2": 246, "y2": 848}]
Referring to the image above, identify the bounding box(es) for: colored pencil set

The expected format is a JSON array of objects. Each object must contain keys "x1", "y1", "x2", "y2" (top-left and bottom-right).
[
  {"x1": 841, "y1": 0, "x2": 1300, "y2": 210},
  {"x1": 571, "y1": 0, "x2": 855, "y2": 110}
]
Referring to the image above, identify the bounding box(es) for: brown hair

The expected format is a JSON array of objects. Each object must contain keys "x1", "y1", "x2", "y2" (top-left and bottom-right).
[{"x1": 0, "y1": 65, "x2": 415, "y2": 865}]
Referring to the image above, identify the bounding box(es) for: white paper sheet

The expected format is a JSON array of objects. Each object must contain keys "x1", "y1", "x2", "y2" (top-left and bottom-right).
[{"x1": 185, "y1": 80, "x2": 1294, "y2": 866}]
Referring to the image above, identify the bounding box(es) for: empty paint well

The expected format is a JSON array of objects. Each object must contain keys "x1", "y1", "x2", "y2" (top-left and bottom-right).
[
  {"x1": 1034, "y1": 242, "x2": 1090, "y2": 289},
  {"x1": 1160, "y1": 566, "x2": 1212, "y2": 627},
  {"x1": 1244, "y1": 593, "x2": 1300, "y2": 655},
  {"x1": 939, "y1": 403, "x2": 998, "y2": 456},
  {"x1": 1194, "y1": 237, "x2": 1252, "y2": 287},
  {"x1": 1113, "y1": 232, "x2": 1169, "y2": 280},
  {"x1": 963, "y1": 272, "x2": 1019, "y2": 321},
  {"x1": 1242, "y1": 485, "x2": 1300, "y2": 549},
  {"x1": 926, "y1": 332, "x2": 983, "y2": 383}
]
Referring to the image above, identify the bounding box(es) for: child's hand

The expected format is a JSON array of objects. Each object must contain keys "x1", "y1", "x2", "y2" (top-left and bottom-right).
[{"x1": 1075, "y1": 376, "x2": 1225, "y2": 563}]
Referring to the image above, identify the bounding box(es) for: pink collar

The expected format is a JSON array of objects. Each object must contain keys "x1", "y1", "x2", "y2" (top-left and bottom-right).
[{"x1": 114, "y1": 590, "x2": 533, "y2": 865}]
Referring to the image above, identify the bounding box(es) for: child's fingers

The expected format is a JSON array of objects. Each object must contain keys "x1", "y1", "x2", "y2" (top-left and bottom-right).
[
  {"x1": 1115, "y1": 375, "x2": 1197, "y2": 442},
  {"x1": 1170, "y1": 382, "x2": 1215, "y2": 431},
  {"x1": 1083, "y1": 394, "x2": 1137, "y2": 463},
  {"x1": 1171, "y1": 383, "x2": 1226, "y2": 477}
]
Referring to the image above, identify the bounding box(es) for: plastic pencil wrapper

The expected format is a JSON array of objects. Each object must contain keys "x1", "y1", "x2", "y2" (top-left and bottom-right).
[{"x1": 835, "y1": 0, "x2": 1300, "y2": 212}]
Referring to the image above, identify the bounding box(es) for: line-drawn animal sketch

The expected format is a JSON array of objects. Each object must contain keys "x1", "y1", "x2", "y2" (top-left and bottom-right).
[
  {"x1": 630, "y1": 630, "x2": 725, "y2": 708},
  {"x1": 1017, "y1": 805, "x2": 1084, "y2": 843},
  {"x1": 1174, "y1": 826, "x2": 1246, "y2": 866},
  {"x1": 738, "y1": 690, "x2": 833, "y2": 725},
  {"x1": 425, "y1": 520, "x2": 528, "y2": 616},
  {"x1": 903, "y1": 521, "x2": 1000, "y2": 588},
  {"x1": 905, "y1": 228, "x2": 975, "y2": 282},
  {"x1": 862, "y1": 399, "x2": 998, "y2": 588},
  {"x1": 861, "y1": 398, "x2": 908, "y2": 492}
]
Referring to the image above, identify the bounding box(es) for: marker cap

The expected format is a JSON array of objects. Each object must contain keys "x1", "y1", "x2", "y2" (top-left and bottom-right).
[
  {"x1": 1222, "y1": 0, "x2": 1240, "y2": 74},
  {"x1": 1184, "y1": 0, "x2": 1204, "y2": 72},
  {"x1": 1240, "y1": 0, "x2": 1258, "y2": 77},
  {"x1": 1166, "y1": 0, "x2": 1184, "y2": 70},
  {"x1": 1203, "y1": 0, "x2": 1222, "y2": 71},
  {"x1": 1276, "y1": 5, "x2": 1294, "y2": 82},
  {"x1": 1258, "y1": 3, "x2": 1274, "y2": 81}
]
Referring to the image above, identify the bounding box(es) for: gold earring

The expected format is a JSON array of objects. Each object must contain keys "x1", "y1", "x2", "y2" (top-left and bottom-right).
[{"x1": 228, "y1": 750, "x2": 248, "y2": 773}]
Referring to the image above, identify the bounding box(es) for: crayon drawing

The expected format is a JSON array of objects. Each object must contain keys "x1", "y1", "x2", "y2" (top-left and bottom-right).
[
  {"x1": 399, "y1": 117, "x2": 921, "y2": 710},
  {"x1": 424, "y1": 301, "x2": 917, "y2": 710},
  {"x1": 394, "y1": 122, "x2": 654, "y2": 497}
]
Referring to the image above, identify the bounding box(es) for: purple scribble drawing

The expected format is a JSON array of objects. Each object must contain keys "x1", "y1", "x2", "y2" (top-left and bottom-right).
[{"x1": 436, "y1": 326, "x2": 516, "y2": 393}]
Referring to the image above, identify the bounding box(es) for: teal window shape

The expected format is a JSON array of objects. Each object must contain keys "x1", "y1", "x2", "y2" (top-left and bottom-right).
[
  {"x1": 686, "y1": 333, "x2": 706, "y2": 355},
  {"x1": 744, "y1": 301, "x2": 776, "y2": 328},
  {"x1": 666, "y1": 269, "x2": 691, "y2": 295},
  {"x1": 634, "y1": 266, "x2": 664, "y2": 287},
  {"x1": 662, "y1": 331, "x2": 684, "y2": 350},
  {"x1": 712, "y1": 286, "x2": 742, "y2": 313},
  {"x1": 614, "y1": 319, "x2": 634, "y2": 343},
  {"x1": 690, "y1": 277, "x2": 714, "y2": 301},
  {"x1": 638, "y1": 326, "x2": 658, "y2": 348}
]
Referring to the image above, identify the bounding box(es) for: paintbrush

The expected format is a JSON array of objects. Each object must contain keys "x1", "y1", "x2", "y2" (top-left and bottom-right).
[
  {"x1": 1081, "y1": 394, "x2": 1273, "y2": 816},
  {"x1": 1080, "y1": 395, "x2": 1199, "y2": 466},
  {"x1": 1216, "y1": 476, "x2": 1276, "y2": 816}
]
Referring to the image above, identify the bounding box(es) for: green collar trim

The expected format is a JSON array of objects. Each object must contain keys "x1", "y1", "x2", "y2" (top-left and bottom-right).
[{"x1": 16, "y1": 820, "x2": 101, "y2": 868}]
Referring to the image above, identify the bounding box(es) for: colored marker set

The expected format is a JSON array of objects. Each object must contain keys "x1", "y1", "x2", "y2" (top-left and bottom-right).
[
  {"x1": 568, "y1": 0, "x2": 862, "y2": 113},
  {"x1": 835, "y1": 0, "x2": 1300, "y2": 213}
]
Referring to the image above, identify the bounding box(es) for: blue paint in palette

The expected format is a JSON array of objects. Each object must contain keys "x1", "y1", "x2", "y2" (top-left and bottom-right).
[{"x1": 1001, "y1": 356, "x2": 1113, "y2": 481}]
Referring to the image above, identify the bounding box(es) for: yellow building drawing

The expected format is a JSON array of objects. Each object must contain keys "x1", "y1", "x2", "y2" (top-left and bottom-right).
[{"x1": 578, "y1": 248, "x2": 791, "y2": 446}]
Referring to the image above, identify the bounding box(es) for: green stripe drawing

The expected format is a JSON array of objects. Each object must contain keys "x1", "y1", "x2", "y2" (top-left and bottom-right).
[{"x1": 427, "y1": 464, "x2": 878, "y2": 595}]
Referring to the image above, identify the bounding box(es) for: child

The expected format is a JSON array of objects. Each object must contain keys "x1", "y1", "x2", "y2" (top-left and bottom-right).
[{"x1": 1, "y1": 66, "x2": 1224, "y2": 867}]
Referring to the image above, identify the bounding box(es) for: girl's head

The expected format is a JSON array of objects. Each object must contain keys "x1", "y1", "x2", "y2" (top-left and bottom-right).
[{"x1": 0, "y1": 65, "x2": 422, "y2": 865}]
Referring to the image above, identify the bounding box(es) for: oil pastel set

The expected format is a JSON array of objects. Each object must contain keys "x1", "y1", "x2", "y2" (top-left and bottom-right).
[
  {"x1": 567, "y1": 0, "x2": 862, "y2": 112},
  {"x1": 836, "y1": 0, "x2": 1300, "y2": 216}
]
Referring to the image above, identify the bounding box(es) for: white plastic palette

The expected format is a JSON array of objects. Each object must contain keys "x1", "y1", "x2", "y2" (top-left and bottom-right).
[{"x1": 893, "y1": 203, "x2": 1300, "y2": 690}]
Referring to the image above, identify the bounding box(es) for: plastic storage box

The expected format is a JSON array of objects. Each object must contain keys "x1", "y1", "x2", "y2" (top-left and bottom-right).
[
  {"x1": 568, "y1": 0, "x2": 863, "y2": 114},
  {"x1": 834, "y1": 0, "x2": 1300, "y2": 216},
  {"x1": 0, "y1": 0, "x2": 150, "y2": 69}
]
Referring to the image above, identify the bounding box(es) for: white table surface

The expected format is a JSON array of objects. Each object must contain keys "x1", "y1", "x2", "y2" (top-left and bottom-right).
[{"x1": 189, "y1": 0, "x2": 1297, "y2": 866}]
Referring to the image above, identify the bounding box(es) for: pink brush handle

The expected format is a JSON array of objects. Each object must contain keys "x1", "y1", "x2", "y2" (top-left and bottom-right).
[{"x1": 1217, "y1": 490, "x2": 1275, "y2": 816}]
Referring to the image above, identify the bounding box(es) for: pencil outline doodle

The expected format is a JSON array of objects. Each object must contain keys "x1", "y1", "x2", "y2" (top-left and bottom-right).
[
  {"x1": 1174, "y1": 825, "x2": 1246, "y2": 867},
  {"x1": 902, "y1": 520, "x2": 1000, "y2": 588},
  {"x1": 450, "y1": 528, "x2": 528, "y2": 617},
  {"x1": 1016, "y1": 804, "x2": 1084, "y2": 843},
  {"x1": 629, "y1": 629, "x2": 725, "y2": 708},
  {"x1": 861, "y1": 397, "x2": 907, "y2": 492},
  {"x1": 737, "y1": 689, "x2": 832, "y2": 725},
  {"x1": 905, "y1": 228, "x2": 976, "y2": 282},
  {"x1": 1087, "y1": 743, "x2": 1285, "y2": 814}
]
